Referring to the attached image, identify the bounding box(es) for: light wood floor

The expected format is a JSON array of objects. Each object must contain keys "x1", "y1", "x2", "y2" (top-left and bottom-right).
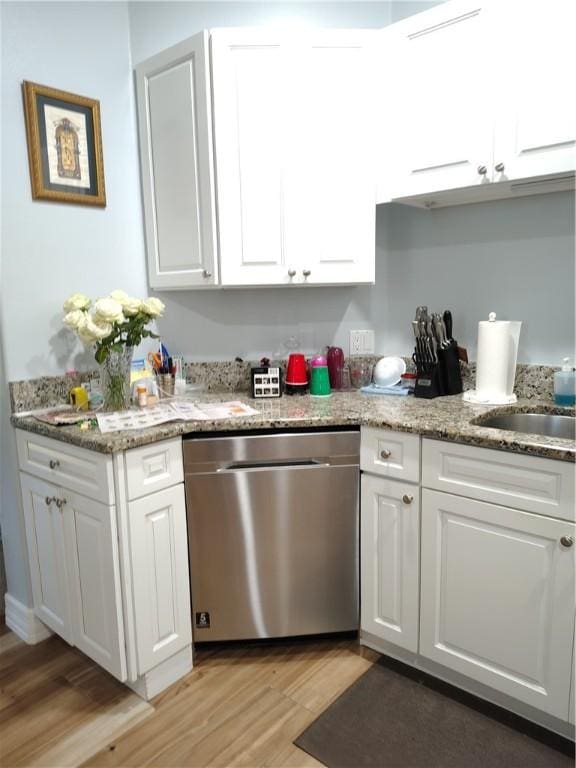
[{"x1": 0, "y1": 624, "x2": 378, "y2": 768}]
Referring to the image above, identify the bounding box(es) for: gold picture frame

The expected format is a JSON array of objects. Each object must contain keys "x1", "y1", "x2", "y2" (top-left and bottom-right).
[{"x1": 22, "y1": 81, "x2": 106, "y2": 206}]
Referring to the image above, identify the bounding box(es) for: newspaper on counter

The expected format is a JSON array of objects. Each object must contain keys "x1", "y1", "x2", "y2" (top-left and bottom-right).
[{"x1": 96, "y1": 400, "x2": 259, "y2": 433}]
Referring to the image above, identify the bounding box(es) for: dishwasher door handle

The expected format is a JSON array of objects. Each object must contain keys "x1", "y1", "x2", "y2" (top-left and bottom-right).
[{"x1": 216, "y1": 459, "x2": 330, "y2": 472}]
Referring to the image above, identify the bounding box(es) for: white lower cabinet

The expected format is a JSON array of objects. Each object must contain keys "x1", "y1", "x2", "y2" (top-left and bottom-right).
[
  {"x1": 361, "y1": 474, "x2": 420, "y2": 652},
  {"x1": 128, "y1": 485, "x2": 192, "y2": 674},
  {"x1": 17, "y1": 431, "x2": 192, "y2": 698},
  {"x1": 21, "y1": 474, "x2": 74, "y2": 644},
  {"x1": 360, "y1": 430, "x2": 575, "y2": 730},
  {"x1": 20, "y1": 473, "x2": 126, "y2": 679},
  {"x1": 420, "y1": 488, "x2": 575, "y2": 720},
  {"x1": 65, "y1": 489, "x2": 126, "y2": 679}
]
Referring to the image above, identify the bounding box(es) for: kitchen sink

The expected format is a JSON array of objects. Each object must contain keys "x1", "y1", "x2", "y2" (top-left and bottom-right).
[{"x1": 473, "y1": 411, "x2": 575, "y2": 440}]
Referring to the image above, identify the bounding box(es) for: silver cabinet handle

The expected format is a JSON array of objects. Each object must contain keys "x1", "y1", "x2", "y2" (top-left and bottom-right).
[
  {"x1": 202, "y1": 269, "x2": 212, "y2": 279},
  {"x1": 477, "y1": 165, "x2": 487, "y2": 175},
  {"x1": 402, "y1": 494, "x2": 414, "y2": 505},
  {"x1": 49, "y1": 459, "x2": 60, "y2": 469},
  {"x1": 302, "y1": 269, "x2": 311, "y2": 278},
  {"x1": 55, "y1": 497, "x2": 67, "y2": 509},
  {"x1": 560, "y1": 536, "x2": 574, "y2": 548},
  {"x1": 379, "y1": 449, "x2": 391, "y2": 460},
  {"x1": 45, "y1": 496, "x2": 54, "y2": 506},
  {"x1": 288, "y1": 269, "x2": 297, "y2": 278},
  {"x1": 494, "y1": 162, "x2": 505, "y2": 172}
]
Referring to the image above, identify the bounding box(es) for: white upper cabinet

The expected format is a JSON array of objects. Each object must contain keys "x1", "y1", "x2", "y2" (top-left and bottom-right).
[
  {"x1": 136, "y1": 28, "x2": 376, "y2": 289},
  {"x1": 211, "y1": 30, "x2": 290, "y2": 286},
  {"x1": 283, "y1": 32, "x2": 376, "y2": 285},
  {"x1": 385, "y1": 0, "x2": 494, "y2": 199},
  {"x1": 212, "y1": 29, "x2": 376, "y2": 286},
  {"x1": 494, "y1": 0, "x2": 576, "y2": 183},
  {"x1": 381, "y1": 0, "x2": 576, "y2": 205},
  {"x1": 136, "y1": 33, "x2": 218, "y2": 289}
]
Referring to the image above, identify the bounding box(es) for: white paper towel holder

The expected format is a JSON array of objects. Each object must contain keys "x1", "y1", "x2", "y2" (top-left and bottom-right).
[
  {"x1": 463, "y1": 311, "x2": 520, "y2": 405},
  {"x1": 463, "y1": 390, "x2": 517, "y2": 405}
]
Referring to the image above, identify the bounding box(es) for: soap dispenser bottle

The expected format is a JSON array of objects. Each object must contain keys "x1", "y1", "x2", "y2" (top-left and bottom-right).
[{"x1": 554, "y1": 358, "x2": 576, "y2": 406}]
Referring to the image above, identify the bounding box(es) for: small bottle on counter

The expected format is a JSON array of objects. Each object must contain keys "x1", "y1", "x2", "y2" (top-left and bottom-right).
[
  {"x1": 137, "y1": 386, "x2": 148, "y2": 408},
  {"x1": 554, "y1": 358, "x2": 576, "y2": 406}
]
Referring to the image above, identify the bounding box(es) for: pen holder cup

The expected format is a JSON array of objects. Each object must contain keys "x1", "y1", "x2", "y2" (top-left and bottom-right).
[{"x1": 158, "y1": 374, "x2": 175, "y2": 398}]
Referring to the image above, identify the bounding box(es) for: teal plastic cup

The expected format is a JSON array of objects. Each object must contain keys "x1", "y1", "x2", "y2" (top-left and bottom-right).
[{"x1": 310, "y1": 366, "x2": 331, "y2": 397}]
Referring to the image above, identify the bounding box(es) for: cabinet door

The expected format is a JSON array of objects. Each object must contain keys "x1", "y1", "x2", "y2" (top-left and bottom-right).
[
  {"x1": 285, "y1": 32, "x2": 375, "y2": 285},
  {"x1": 389, "y1": 0, "x2": 495, "y2": 199},
  {"x1": 135, "y1": 32, "x2": 218, "y2": 289},
  {"x1": 421, "y1": 489, "x2": 575, "y2": 719},
  {"x1": 493, "y1": 0, "x2": 576, "y2": 182},
  {"x1": 64, "y1": 491, "x2": 126, "y2": 681},
  {"x1": 128, "y1": 485, "x2": 192, "y2": 674},
  {"x1": 361, "y1": 474, "x2": 420, "y2": 652},
  {"x1": 212, "y1": 30, "x2": 291, "y2": 286},
  {"x1": 20, "y1": 474, "x2": 73, "y2": 643}
]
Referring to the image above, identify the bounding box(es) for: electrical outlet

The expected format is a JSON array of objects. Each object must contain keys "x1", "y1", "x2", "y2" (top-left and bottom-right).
[{"x1": 350, "y1": 330, "x2": 375, "y2": 356}]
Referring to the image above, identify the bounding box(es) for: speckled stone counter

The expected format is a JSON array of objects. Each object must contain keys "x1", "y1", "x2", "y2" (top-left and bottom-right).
[{"x1": 11, "y1": 391, "x2": 575, "y2": 462}]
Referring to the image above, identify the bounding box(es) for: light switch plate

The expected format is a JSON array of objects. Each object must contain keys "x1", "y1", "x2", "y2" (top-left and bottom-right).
[{"x1": 350, "y1": 330, "x2": 375, "y2": 355}]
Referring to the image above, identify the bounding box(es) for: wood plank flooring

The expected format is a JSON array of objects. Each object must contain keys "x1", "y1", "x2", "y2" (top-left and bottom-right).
[{"x1": 0, "y1": 626, "x2": 378, "y2": 768}]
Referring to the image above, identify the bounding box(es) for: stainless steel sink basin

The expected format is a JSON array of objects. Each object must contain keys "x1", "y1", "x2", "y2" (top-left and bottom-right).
[{"x1": 476, "y1": 412, "x2": 575, "y2": 440}]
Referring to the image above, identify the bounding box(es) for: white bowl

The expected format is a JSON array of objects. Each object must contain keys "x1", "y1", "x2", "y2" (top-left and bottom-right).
[{"x1": 372, "y1": 357, "x2": 406, "y2": 388}]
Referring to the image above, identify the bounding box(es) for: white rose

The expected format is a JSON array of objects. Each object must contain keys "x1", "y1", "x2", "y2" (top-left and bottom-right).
[
  {"x1": 109, "y1": 289, "x2": 129, "y2": 303},
  {"x1": 63, "y1": 309, "x2": 86, "y2": 330},
  {"x1": 122, "y1": 297, "x2": 142, "y2": 316},
  {"x1": 142, "y1": 297, "x2": 165, "y2": 317},
  {"x1": 63, "y1": 293, "x2": 90, "y2": 312},
  {"x1": 77, "y1": 315, "x2": 98, "y2": 345},
  {"x1": 86, "y1": 315, "x2": 113, "y2": 340},
  {"x1": 109, "y1": 290, "x2": 142, "y2": 316},
  {"x1": 93, "y1": 297, "x2": 125, "y2": 324}
]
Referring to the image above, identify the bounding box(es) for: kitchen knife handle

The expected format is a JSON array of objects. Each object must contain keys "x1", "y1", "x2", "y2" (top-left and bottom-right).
[{"x1": 443, "y1": 310, "x2": 453, "y2": 341}]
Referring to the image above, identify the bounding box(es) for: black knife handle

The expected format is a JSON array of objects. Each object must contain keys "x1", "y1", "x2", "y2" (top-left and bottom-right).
[{"x1": 443, "y1": 310, "x2": 453, "y2": 341}]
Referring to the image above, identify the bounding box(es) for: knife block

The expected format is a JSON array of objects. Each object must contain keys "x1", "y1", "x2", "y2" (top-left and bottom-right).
[
  {"x1": 413, "y1": 342, "x2": 462, "y2": 399},
  {"x1": 439, "y1": 342, "x2": 463, "y2": 395},
  {"x1": 414, "y1": 364, "x2": 443, "y2": 398}
]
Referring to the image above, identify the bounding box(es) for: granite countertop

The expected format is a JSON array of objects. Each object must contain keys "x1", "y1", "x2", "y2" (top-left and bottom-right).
[{"x1": 11, "y1": 391, "x2": 575, "y2": 462}]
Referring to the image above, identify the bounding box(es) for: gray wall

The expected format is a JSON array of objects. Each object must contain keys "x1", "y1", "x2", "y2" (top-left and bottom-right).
[
  {"x1": 129, "y1": 1, "x2": 394, "y2": 64},
  {"x1": 128, "y1": 1, "x2": 575, "y2": 366},
  {"x1": 373, "y1": 193, "x2": 575, "y2": 365},
  {"x1": 1, "y1": 2, "x2": 148, "y2": 383},
  {"x1": 0, "y1": 1, "x2": 148, "y2": 610}
]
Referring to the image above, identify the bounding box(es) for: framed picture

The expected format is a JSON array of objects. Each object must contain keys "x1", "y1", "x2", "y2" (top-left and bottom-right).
[{"x1": 22, "y1": 81, "x2": 106, "y2": 206}]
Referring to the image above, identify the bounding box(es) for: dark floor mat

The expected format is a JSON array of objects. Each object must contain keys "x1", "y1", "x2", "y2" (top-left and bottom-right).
[{"x1": 295, "y1": 656, "x2": 575, "y2": 768}]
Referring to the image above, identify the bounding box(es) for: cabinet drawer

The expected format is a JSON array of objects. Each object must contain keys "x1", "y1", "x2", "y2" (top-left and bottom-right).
[
  {"x1": 125, "y1": 438, "x2": 183, "y2": 501},
  {"x1": 16, "y1": 430, "x2": 114, "y2": 505},
  {"x1": 361, "y1": 427, "x2": 420, "y2": 483},
  {"x1": 422, "y1": 439, "x2": 575, "y2": 521}
]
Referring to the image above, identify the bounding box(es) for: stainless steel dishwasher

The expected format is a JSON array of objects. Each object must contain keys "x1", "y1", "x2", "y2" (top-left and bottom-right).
[{"x1": 184, "y1": 430, "x2": 359, "y2": 642}]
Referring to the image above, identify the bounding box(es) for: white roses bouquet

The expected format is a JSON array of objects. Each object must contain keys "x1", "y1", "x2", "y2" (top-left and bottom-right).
[{"x1": 63, "y1": 290, "x2": 165, "y2": 364}]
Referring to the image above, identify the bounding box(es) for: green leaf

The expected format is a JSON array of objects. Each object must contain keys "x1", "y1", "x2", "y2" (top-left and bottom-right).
[{"x1": 95, "y1": 347, "x2": 108, "y2": 364}]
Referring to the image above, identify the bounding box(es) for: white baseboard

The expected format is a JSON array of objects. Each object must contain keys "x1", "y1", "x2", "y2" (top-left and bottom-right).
[
  {"x1": 127, "y1": 645, "x2": 193, "y2": 701},
  {"x1": 5, "y1": 593, "x2": 52, "y2": 644}
]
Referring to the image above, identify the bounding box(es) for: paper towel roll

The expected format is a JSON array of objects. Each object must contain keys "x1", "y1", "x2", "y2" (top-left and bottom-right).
[{"x1": 473, "y1": 313, "x2": 522, "y2": 403}]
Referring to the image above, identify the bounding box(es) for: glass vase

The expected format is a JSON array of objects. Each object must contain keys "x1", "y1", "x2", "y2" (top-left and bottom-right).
[{"x1": 100, "y1": 346, "x2": 133, "y2": 412}]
